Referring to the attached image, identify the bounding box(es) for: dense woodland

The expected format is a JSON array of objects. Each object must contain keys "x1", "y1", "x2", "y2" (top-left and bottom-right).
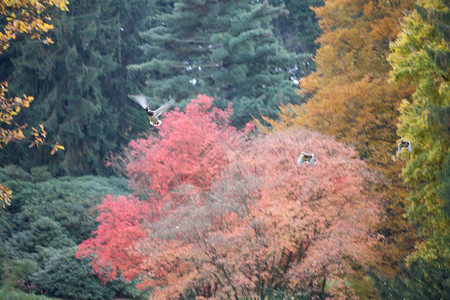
[{"x1": 0, "y1": 0, "x2": 448, "y2": 299}]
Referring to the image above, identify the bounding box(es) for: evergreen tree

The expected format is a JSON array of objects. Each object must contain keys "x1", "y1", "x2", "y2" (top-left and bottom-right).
[
  {"x1": 128, "y1": 0, "x2": 308, "y2": 127},
  {"x1": 270, "y1": 0, "x2": 323, "y2": 75},
  {"x1": 0, "y1": 0, "x2": 157, "y2": 176},
  {"x1": 0, "y1": 165, "x2": 145, "y2": 299},
  {"x1": 389, "y1": 0, "x2": 449, "y2": 270}
]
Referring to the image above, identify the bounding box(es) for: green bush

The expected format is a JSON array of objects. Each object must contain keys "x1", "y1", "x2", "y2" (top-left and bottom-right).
[
  {"x1": 31, "y1": 247, "x2": 117, "y2": 300},
  {"x1": 0, "y1": 166, "x2": 146, "y2": 299}
]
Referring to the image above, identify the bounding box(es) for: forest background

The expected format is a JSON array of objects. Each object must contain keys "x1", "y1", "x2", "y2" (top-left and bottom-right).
[{"x1": 0, "y1": 0, "x2": 448, "y2": 299}]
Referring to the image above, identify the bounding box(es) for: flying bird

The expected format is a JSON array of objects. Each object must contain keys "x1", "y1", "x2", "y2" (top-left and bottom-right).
[
  {"x1": 297, "y1": 152, "x2": 316, "y2": 167},
  {"x1": 129, "y1": 94, "x2": 175, "y2": 127},
  {"x1": 398, "y1": 138, "x2": 413, "y2": 154}
]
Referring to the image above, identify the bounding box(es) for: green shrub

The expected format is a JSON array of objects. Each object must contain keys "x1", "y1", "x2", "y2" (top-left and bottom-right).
[{"x1": 0, "y1": 166, "x2": 145, "y2": 299}]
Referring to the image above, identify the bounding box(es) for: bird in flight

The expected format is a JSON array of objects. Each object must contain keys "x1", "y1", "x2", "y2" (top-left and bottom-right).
[
  {"x1": 129, "y1": 94, "x2": 175, "y2": 127},
  {"x1": 297, "y1": 152, "x2": 316, "y2": 167},
  {"x1": 398, "y1": 138, "x2": 413, "y2": 154}
]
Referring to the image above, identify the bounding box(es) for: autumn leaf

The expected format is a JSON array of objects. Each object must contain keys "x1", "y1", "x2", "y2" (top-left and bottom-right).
[{"x1": 50, "y1": 142, "x2": 64, "y2": 155}]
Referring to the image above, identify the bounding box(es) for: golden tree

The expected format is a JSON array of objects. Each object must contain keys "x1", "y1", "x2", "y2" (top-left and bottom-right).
[{"x1": 256, "y1": 0, "x2": 418, "y2": 279}]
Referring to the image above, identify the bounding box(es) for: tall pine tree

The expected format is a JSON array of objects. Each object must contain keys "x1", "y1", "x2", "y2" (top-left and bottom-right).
[
  {"x1": 0, "y1": 0, "x2": 158, "y2": 175},
  {"x1": 270, "y1": 0, "x2": 323, "y2": 75},
  {"x1": 128, "y1": 0, "x2": 308, "y2": 127}
]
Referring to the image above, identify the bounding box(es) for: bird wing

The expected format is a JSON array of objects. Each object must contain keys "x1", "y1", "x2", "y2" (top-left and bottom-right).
[
  {"x1": 154, "y1": 97, "x2": 176, "y2": 117},
  {"x1": 309, "y1": 154, "x2": 316, "y2": 166},
  {"x1": 408, "y1": 142, "x2": 413, "y2": 153},
  {"x1": 398, "y1": 142, "x2": 402, "y2": 154},
  {"x1": 297, "y1": 155, "x2": 305, "y2": 167},
  {"x1": 129, "y1": 94, "x2": 148, "y2": 109}
]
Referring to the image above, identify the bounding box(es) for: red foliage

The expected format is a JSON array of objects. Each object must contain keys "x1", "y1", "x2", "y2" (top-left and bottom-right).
[
  {"x1": 123, "y1": 94, "x2": 251, "y2": 218},
  {"x1": 77, "y1": 95, "x2": 253, "y2": 284},
  {"x1": 131, "y1": 129, "x2": 382, "y2": 299},
  {"x1": 77, "y1": 95, "x2": 381, "y2": 298},
  {"x1": 76, "y1": 194, "x2": 151, "y2": 283}
]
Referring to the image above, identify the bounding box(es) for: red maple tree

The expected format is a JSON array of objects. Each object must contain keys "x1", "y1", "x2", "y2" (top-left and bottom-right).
[
  {"x1": 77, "y1": 94, "x2": 253, "y2": 284},
  {"x1": 129, "y1": 129, "x2": 382, "y2": 299},
  {"x1": 123, "y1": 94, "x2": 251, "y2": 217},
  {"x1": 78, "y1": 95, "x2": 381, "y2": 298},
  {"x1": 76, "y1": 194, "x2": 151, "y2": 283}
]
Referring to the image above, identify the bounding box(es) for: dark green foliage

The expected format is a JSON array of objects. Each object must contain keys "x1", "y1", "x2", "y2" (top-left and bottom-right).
[
  {"x1": 0, "y1": 0, "x2": 154, "y2": 176},
  {"x1": 371, "y1": 258, "x2": 450, "y2": 300},
  {"x1": 0, "y1": 259, "x2": 56, "y2": 300},
  {"x1": 0, "y1": 290, "x2": 56, "y2": 300},
  {"x1": 129, "y1": 0, "x2": 309, "y2": 127},
  {"x1": 0, "y1": 165, "x2": 129, "y2": 246},
  {"x1": 269, "y1": 0, "x2": 323, "y2": 74},
  {"x1": 265, "y1": 287, "x2": 329, "y2": 300},
  {"x1": 0, "y1": 259, "x2": 37, "y2": 294},
  {"x1": 31, "y1": 247, "x2": 117, "y2": 300},
  {"x1": 437, "y1": 153, "x2": 450, "y2": 217},
  {"x1": 0, "y1": 166, "x2": 145, "y2": 299}
]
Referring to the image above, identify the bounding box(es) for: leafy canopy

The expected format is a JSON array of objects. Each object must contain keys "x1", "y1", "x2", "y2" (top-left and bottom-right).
[
  {"x1": 256, "y1": 0, "x2": 418, "y2": 277},
  {"x1": 77, "y1": 95, "x2": 254, "y2": 283},
  {"x1": 78, "y1": 95, "x2": 381, "y2": 299},
  {"x1": 389, "y1": 0, "x2": 449, "y2": 269}
]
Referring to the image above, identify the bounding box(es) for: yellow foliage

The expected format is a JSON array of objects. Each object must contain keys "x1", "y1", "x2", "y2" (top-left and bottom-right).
[
  {"x1": 0, "y1": 0, "x2": 68, "y2": 207},
  {"x1": 0, "y1": 183, "x2": 12, "y2": 208},
  {"x1": 0, "y1": 0, "x2": 69, "y2": 54},
  {"x1": 50, "y1": 142, "x2": 64, "y2": 155}
]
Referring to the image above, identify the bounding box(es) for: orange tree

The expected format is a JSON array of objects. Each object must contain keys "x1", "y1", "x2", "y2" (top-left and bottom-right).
[
  {"x1": 256, "y1": 0, "x2": 417, "y2": 280},
  {"x1": 0, "y1": 0, "x2": 68, "y2": 206}
]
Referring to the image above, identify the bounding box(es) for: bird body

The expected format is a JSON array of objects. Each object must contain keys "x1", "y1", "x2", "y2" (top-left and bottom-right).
[
  {"x1": 129, "y1": 94, "x2": 175, "y2": 127},
  {"x1": 398, "y1": 138, "x2": 413, "y2": 154},
  {"x1": 297, "y1": 152, "x2": 316, "y2": 167}
]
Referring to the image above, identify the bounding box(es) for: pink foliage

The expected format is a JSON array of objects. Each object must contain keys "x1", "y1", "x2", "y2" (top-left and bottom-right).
[
  {"x1": 77, "y1": 95, "x2": 381, "y2": 298},
  {"x1": 132, "y1": 129, "x2": 382, "y2": 299}
]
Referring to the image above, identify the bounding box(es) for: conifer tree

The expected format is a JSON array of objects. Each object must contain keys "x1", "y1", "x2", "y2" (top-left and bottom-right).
[
  {"x1": 0, "y1": 0, "x2": 158, "y2": 175},
  {"x1": 389, "y1": 0, "x2": 449, "y2": 272},
  {"x1": 0, "y1": 0, "x2": 68, "y2": 206},
  {"x1": 128, "y1": 0, "x2": 307, "y2": 127},
  {"x1": 270, "y1": 0, "x2": 322, "y2": 53}
]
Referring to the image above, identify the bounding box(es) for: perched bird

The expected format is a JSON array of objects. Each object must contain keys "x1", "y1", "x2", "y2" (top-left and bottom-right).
[
  {"x1": 297, "y1": 152, "x2": 316, "y2": 167},
  {"x1": 398, "y1": 138, "x2": 413, "y2": 154},
  {"x1": 129, "y1": 94, "x2": 175, "y2": 127}
]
